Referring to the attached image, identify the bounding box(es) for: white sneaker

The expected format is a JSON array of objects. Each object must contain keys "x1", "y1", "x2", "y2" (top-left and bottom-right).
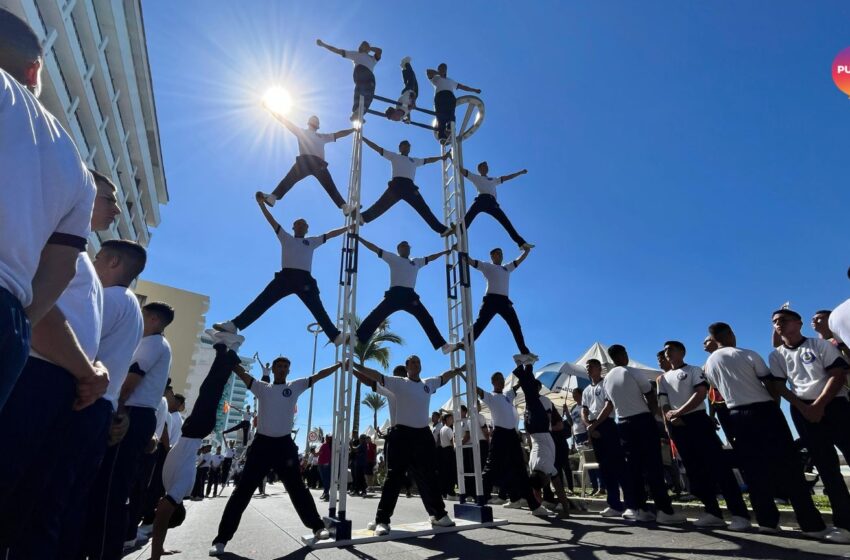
[
  {"x1": 758, "y1": 524, "x2": 780, "y2": 534},
  {"x1": 315, "y1": 528, "x2": 330, "y2": 541},
  {"x1": 212, "y1": 321, "x2": 237, "y2": 334},
  {"x1": 441, "y1": 342, "x2": 463, "y2": 355},
  {"x1": 728, "y1": 516, "x2": 752, "y2": 532},
  {"x1": 488, "y1": 497, "x2": 506, "y2": 505},
  {"x1": 357, "y1": 213, "x2": 365, "y2": 226},
  {"x1": 400, "y1": 56, "x2": 412, "y2": 68},
  {"x1": 209, "y1": 543, "x2": 226, "y2": 556},
  {"x1": 542, "y1": 501, "x2": 558, "y2": 510},
  {"x1": 333, "y1": 332, "x2": 352, "y2": 347},
  {"x1": 366, "y1": 521, "x2": 377, "y2": 530},
  {"x1": 341, "y1": 203, "x2": 353, "y2": 216},
  {"x1": 825, "y1": 527, "x2": 850, "y2": 544},
  {"x1": 504, "y1": 499, "x2": 525, "y2": 509},
  {"x1": 623, "y1": 509, "x2": 655, "y2": 522},
  {"x1": 374, "y1": 523, "x2": 390, "y2": 536},
  {"x1": 531, "y1": 505, "x2": 554, "y2": 517},
  {"x1": 600, "y1": 507, "x2": 623, "y2": 518},
  {"x1": 521, "y1": 243, "x2": 535, "y2": 251},
  {"x1": 263, "y1": 193, "x2": 277, "y2": 207},
  {"x1": 656, "y1": 510, "x2": 686, "y2": 525},
  {"x1": 205, "y1": 329, "x2": 245, "y2": 352},
  {"x1": 802, "y1": 528, "x2": 833, "y2": 540},
  {"x1": 430, "y1": 514, "x2": 455, "y2": 527},
  {"x1": 693, "y1": 512, "x2": 725, "y2": 528}
]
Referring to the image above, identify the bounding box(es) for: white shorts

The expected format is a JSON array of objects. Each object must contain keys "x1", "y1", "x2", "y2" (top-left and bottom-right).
[
  {"x1": 528, "y1": 432, "x2": 557, "y2": 476},
  {"x1": 162, "y1": 437, "x2": 203, "y2": 505}
]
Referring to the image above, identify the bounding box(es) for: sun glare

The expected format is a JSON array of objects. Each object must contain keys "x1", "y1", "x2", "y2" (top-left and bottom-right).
[{"x1": 262, "y1": 86, "x2": 292, "y2": 116}]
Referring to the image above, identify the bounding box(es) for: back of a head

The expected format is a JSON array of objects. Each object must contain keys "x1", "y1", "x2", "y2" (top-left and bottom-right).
[
  {"x1": 708, "y1": 322, "x2": 734, "y2": 346},
  {"x1": 607, "y1": 344, "x2": 628, "y2": 365},
  {"x1": 101, "y1": 239, "x2": 147, "y2": 283},
  {"x1": 0, "y1": 9, "x2": 42, "y2": 82},
  {"x1": 144, "y1": 301, "x2": 175, "y2": 328}
]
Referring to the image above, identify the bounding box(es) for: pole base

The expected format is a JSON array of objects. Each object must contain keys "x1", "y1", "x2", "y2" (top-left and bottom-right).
[
  {"x1": 324, "y1": 516, "x2": 352, "y2": 541},
  {"x1": 453, "y1": 503, "x2": 493, "y2": 523}
]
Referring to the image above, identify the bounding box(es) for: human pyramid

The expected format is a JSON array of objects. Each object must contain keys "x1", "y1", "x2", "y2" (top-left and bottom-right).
[{"x1": 3, "y1": 10, "x2": 850, "y2": 560}]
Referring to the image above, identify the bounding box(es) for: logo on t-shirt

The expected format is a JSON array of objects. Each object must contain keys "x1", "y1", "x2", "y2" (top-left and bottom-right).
[
  {"x1": 301, "y1": 239, "x2": 309, "y2": 246},
  {"x1": 424, "y1": 385, "x2": 431, "y2": 394},
  {"x1": 677, "y1": 370, "x2": 688, "y2": 381},
  {"x1": 282, "y1": 387, "x2": 293, "y2": 397},
  {"x1": 801, "y1": 350, "x2": 816, "y2": 364}
]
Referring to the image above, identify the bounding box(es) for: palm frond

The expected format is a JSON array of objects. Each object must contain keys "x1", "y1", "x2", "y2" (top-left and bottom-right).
[{"x1": 362, "y1": 392, "x2": 387, "y2": 411}]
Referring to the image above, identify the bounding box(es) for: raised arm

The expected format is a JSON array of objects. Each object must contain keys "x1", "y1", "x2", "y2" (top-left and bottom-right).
[
  {"x1": 255, "y1": 192, "x2": 281, "y2": 231},
  {"x1": 352, "y1": 361, "x2": 383, "y2": 384},
  {"x1": 334, "y1": 128, "x2": 355, "y2": 141},
  {"x1": 458, "y1": 371, "x2": 485, "y2": 400},
  {"x1": 440, "y1": 363, "x2": 466, "y2": 386},
  {"x1": 457, "y1": 82, "x2": 482, "y2": 94},
  {"x1": 500, "y1": 169, "x2": 528, "y2": 183},
  {"x1": 426, "y1": 68, "x2": 438, "y2": 80},
  {"x1": 512, "y1": 247, "x2": 531, "y2": 268},
  {"x1": 233, "y1": 363, "x2": 255, "y2": 389},
  {"x1": 362, "y1": 137, "x2": 385, "y2": 155},
  {"x1": 316, "y1": 39, "x2": 345, "y2": 56},
  {"x1": 356, "y1": 236, "x2": 383, "y2": 256},
  {"x1": 310, "y1": 362, "x2": 342, "y2": 386},
  {"x1": 369, "y1": 45, "x2": 382, "y2": 60},
  {"x1": 352, "y1": 368, "x2": 378, "y2": 391},
  {"x1": 267, "y1": 111, "x2": 299, "y2": 135},
  {"x1": 324, "y1": 223, "x2": 353, "y2": 241},
  {"x1": 423, "y1": 248, "x2": 451, "y2": 263},
  {"x1": 422, "y1": 152, "x2": 451, "y2": 166}
]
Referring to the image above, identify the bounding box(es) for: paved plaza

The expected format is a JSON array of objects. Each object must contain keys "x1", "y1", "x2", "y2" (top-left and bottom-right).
[{"x1": 123, "y1": 486, "x2": 849, "y2": 560}]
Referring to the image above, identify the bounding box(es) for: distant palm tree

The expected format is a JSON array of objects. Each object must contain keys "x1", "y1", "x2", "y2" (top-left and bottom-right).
[
  {"x1": 362, "y1": 392, "x2": 387, "y2": 434},
  {"x1": 351, "y1": 316, "x2": 402, "y2": 435}
]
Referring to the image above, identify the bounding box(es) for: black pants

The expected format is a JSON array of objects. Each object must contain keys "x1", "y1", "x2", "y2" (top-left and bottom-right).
[
  {"x1": 668, "y1": 411, "x2": 748, "y2": 519},
  {"x1": 728, "y1": 401, "x2": 824, "y2": 532},
  {"x1": 221, "y1": 458, "x2": 233, "y2": 486},
  {"x1": 0, "y1": 358, "x2": 75, "y2": 547},
  {"x1": 464, "y1": 194, "x2": 526, "y2": 247},
  {"x1": 5, "y1": 397, "x2": 111, "y2": 560},
  {"x1": 233, "y1": 269, "x2": 339, "y2": 341},
  {"x1": 357, "y1": 287, "x2": 446, "y2": 349},
  {"x1": 553, "y1": 431, "x2": 573, "y2": 491},
  {"x1": 375, "y1": 425, "x2": 447, "y2": 524},
  {"x1": 791, "y1": 397, "x2": 850, "y2": 530},
  {"x1": 382, "y1": 429, "x2": 413, "y2": 495},
  {"x1": 125, "y1": 448, "x2": 159, "y2": 541},
  {"x1": 590, "y1": 418, "x2": 631, "y2": 511},
  {"x1": 214, "y1": 434, "x2": 323, "y2": 544},
  {"x1": 223, "y1": 421, "x2": 251, "y2": 445},
  {"x1": 439, "y1": 446, "x2": 457, "y2": 497},
  {"x1": 482, "y1": 427, "x2": 540, "y2": 509},
  {"x1": 473, "y1": 294, "x2": 529, "y2": 354},
  {"x1": 141, "y1": 443, "x2": 169, "y2": 525},
  {"x1": 82, "y1": 406, "x2": 157, "y2": 560},
  {"x1": 0, "y1": 286, "x2": 30, "y2": 410},
  {"x1": 271, "y1": 155, "x2": 345, "y2": 208},
  {"x1": 183, "y1": 345, "x2": 240, "y2": 439},
  {"x1": 618, "y1": 413, "x2": 673, "y2": 514},
  {"x1": 352, "y1": 64, "x2": 375, "y2": 114},
  {"x1": 361, "y1": 177, "x2": 447, "y2": 234},
  {"x1": 434, "y1": 90, "x2": 456, "y2": 141},
  {"x1": 207, "y1": 468, "x2": 221, "y2": 496},
  {"x1": 192, "y1": 467, "x2": 209, "y2": 499},
  {"x1": 401, "y1": 62, "x2": 418, "y2": 98}
]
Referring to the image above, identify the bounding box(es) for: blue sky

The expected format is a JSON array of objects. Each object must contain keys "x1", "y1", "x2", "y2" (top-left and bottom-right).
[{"x1": 141, "y1": 1, "x2": 850, "y2": 442}]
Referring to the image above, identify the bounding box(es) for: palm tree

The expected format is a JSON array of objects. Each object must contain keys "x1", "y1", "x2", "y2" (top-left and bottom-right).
[
  {"x1": 351, "y1": 316, "x2": 402, "y2": 435},
  {"x1": 362, "y1": 392, "x2": 387, "y2": 435}
]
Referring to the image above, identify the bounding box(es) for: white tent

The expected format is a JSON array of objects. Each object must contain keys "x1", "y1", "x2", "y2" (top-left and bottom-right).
[{"x1": 573, "y1": 342, "x2": 661, "y2": 381}]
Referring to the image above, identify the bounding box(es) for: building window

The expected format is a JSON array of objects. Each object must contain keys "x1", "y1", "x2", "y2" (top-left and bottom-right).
[
  {"x1": 73, "y1": 110, "x2": 91, "y2": 156},
  {"x1": 70, "y1": 14, "x2": 89, "y2": 70},
  {"x1": 53, "y1": 48, "x2": 74, "y2": 103}
]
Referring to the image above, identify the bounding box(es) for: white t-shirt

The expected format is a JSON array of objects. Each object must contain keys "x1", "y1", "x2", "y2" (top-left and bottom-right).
[
  {"x1": 769, "y1": 337, "x2": 849, "y2": 401},
  {"x1": 582, "y1": 382, "x2": 610, "y2": 422},
  {"x1": 198, "y1": 452, "x2": 212, "y2": 468},
  {"x1": 224, "y1": 447, "x2": 235, "y2": 459},
  {"x1": 275, "y1": 227, "x2": 326, "y2": 272},
  {"x1": 467, "y1": 173, "x2": 502, "y2": 200},
  {"x1": 381, "y1": 376, "x2": 444, "y2": 429},
  {"x1": 603, "y1": 366, "x2": 652, "y2": 419},
  {"x1": 570, "y1": 404, "x2": 587, "y2": 435},
  {"x1": 383, "y1": 151, "x2": 425, "y2": 181},
  {"x1": 480, "y1": 389, "x2": 518, "y2": 429},
  {"x1": 828, "y1": 298, "x2": 850, "y2": 347},
  {"x1": 343, "y1": 50, "x2": 377, "y2": 72},
  {"x1": 0, "y1": 69, "x2": 96, "y2": 307},
  {"x1": 703, "y1": 347, "x2": 773, "y2": 409},
  {"x1": 473, "y1": 261, "x2": 516, "y2": 297},
  {"x1": 32, "y1": 253, "x2": 103, "y2": 364},
  {"x1": 154, "y1": 397, "x2": 169, "y2": 439},
  {"x1": 250, "y1": 377, "x2": 310, "y2": 437},
  {"x1": 432, "y1": 421, "x2": 443, "y2": 443},
  {"x1": 461, "y1": 414, "x2": 487, "y2": 441},
  {"x1": 168, "y1": 410, "x2": 183, "y2": 446},
  {"x1": 242, "y1": 410, "x2": 252, "y2": 422},
  {"x1": 125, "y1": 334, "x2": 173, "y2": 409},
  {"x1": 99, "y1": 286, "x2": 144, "y2": 410},
  {"x1": 210, "y1": 454, "x2": 224, "y2": 468},
  {"x1": 380, "y1": 250, "x2": 427, "y2": 289},
  {"x1": 376, "y1": 382, "x2": 397, "y2": 426},
  {"x1": 439, "y1": 424, "x2": 454, "y2": 447},
  {"x1": 657, "y1": 365, "x2": 709, "y2": 414},
  {"x1": 430, "y1": 75, "x2": 458, "y2": 94},
  {"x1": 294, "y1": 128, "x2": 335, "y2": 160}
]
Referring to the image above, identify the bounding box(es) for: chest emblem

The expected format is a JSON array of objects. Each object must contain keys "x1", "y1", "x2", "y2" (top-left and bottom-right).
[{"x1": 282, "y1": 388, "x2": 293, "y2": 397}]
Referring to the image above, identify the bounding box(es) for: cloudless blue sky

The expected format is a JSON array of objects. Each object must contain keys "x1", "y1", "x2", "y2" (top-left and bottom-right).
[{"x1": 141, "y1": 1, "x2": 850, "y2": 441}]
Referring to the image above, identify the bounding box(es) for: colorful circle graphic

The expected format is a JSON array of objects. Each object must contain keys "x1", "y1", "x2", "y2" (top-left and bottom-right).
[{"x1": 832, "y1": 47, "x2": 850, "y2": 97}]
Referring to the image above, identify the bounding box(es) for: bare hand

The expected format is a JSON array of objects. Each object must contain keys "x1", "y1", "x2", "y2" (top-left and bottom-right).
[
  {"x1": 521, "y1": 169, "x2": 528, "y2": 175},
  {"x1": 316, "y1": 39, "x2": 324, "y2": 46},
  {"x1": 145, "y1": 435, "x2": 159, "y2": 454},
  {"x1": 110, "y1": 412, "x2": 130, "y2": 446},
  {"x1": 74, "y1": 366, "x2": 109, "y2": 410},
  {"x1": 801, "y1": 403, "x2": 825, "y2": 423},
  {"x1": 664, "y1": 410, "x2": 678, "y2": 422},
  {"x1": 474, "y1": 89, "x2": 482, "y2": 94},
  {"x1": 255, "y1": 191, "x2": 265, "y2": 203}
]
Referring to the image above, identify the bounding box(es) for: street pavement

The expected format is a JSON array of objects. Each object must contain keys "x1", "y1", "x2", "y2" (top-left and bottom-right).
[{"x1": 124, "y1": 484, "x2": 850, "y2": 560}]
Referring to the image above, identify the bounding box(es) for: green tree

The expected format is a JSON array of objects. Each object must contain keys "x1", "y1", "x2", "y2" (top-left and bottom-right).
[
  {"x1": 362, "y1": 392, "x2": 387, "y2": 434},
  {"x1": 351, "y1": 316, "x2": 402, "y2": 435}
]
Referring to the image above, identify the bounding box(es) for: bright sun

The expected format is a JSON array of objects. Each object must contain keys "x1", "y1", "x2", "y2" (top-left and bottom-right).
[{"x1": 262, "y1": 86, "x2": 292, "y2": 116}]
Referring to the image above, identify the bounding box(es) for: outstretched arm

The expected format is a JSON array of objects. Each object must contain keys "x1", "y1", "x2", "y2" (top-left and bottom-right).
[
  {"x1": 440, "y1": 363, "x2": 466, "y2": 386},
  {"x1": 352, "y1": 361, "x2": 383, "y2": 384},
  {"x1": 267, "y1": 111, "x2": 299, "y2": 135},
  {"x1": 457, "y1": 82, "x2": 482, "y2": 94},
  {"x1": 458, "y1": 371, "x2": 486, "y2": 400},
  {"x1": 255, "y1": 192, "x2": 281, "y2": 231},
  {"x1": 352, "y1": 368, "x2": 378, "y2": 391},
  {"x1": 512, "y1": 247, "x2": 531, "y2": 268},
  {"x1": 324, "y1": 223, "x2": 353, "y2": 240},
  {"x1": 362, "y1": 137, "x2": 384, "y2": 155},
  {"x1": 310, "y1": 362, "x2": 342, "y2": 386},
  {"x1": 233, "y1": 363, "x2": 255, "y2": 389},
  {"x1": 422, "y1": 152, "x2": 451, "y2": 165},
  {"x1": 501, "y1": 169, "x2": 528, "y2": 183},
  {"x1": 423, "y1": 248, "x2": 451, "y2": 263},
  {"x1": 334, "y1": 128, "x2": 355, "y2": 140},
  {"x1": 316, "y1": 39, "x2": 345, "y2": 56},
  {"x1": 356, "y1": 236, "x2": 382, "y2": 256}
]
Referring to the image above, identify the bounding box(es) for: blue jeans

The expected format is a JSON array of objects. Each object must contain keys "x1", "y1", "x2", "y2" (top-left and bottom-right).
[{"x1": 0, "y1": 287, "x2": 30, "y2": 411}]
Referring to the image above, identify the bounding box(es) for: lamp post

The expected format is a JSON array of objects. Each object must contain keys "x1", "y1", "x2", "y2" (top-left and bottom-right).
[{"x1": 305, "y1": 322, "x2": 322, "y2": 451}]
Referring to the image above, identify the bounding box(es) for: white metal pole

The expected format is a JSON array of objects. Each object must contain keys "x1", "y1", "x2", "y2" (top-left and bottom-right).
[{"x1": 305, "y1": 322, "x2": 322, "y2": 452}]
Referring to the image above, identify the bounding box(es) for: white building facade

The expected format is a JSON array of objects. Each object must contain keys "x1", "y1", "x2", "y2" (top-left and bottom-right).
[{"x1": 2, "y1": 0, "x2": 168, "y2": 248}]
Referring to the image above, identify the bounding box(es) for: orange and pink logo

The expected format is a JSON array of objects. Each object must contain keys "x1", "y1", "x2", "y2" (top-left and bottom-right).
[{"x1": 833, "y1": 47, "x2": 850, "y2": 97}]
